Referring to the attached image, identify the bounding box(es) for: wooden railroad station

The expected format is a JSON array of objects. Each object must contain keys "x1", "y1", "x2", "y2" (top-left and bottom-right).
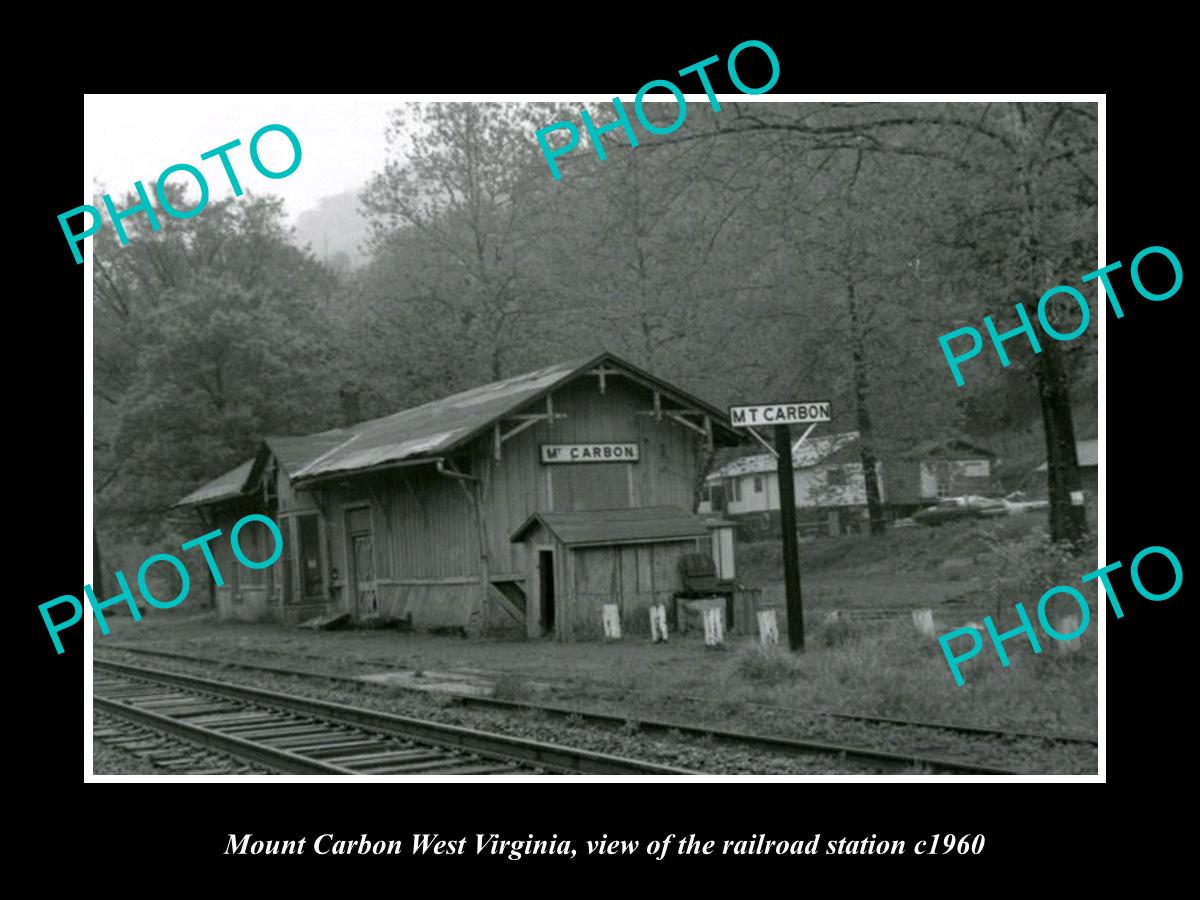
[{"x1": 176, "y1": 352, "x2": 747, "y2": 639}]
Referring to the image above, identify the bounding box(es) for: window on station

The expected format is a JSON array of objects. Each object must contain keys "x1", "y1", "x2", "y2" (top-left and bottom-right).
[
  {"x1": 238, "y1": 520, "x2": 266, "y2": 587},
  {"x1": 753, "y1": 476, "x2": 764, "y2": 494},
  {"x1": 298, "y1": 513, "x2": 324, "y2": 600}
]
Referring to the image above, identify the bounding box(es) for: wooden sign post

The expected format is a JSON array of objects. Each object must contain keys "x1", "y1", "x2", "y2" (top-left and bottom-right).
[
  {"x1": 728, "y1": 401, "x2": 832, "y2": 652},
  {"x1": 774, "y1": 423, "x2": 804, "y2": 651}
]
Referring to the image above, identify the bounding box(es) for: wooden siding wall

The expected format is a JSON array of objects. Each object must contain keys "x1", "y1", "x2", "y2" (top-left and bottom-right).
[
  {"x1": 279, "y1": 466, "x2": 486, "y2": 632},
  {"x1": 209, "y1": 504, "x2": 277, "y2": 623},
  {"x1": 569, "y1": 540, "x2": 699, "y2": 639},
  {"x1": 521, "y1": 523, "x2": 700, "y2": 641},
  {"x1": 481, "y1": 377, "x2": 699, "y2": 580}
]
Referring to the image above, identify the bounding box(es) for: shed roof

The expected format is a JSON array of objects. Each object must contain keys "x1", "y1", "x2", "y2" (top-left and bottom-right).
[
  {"x1": 176, "y1": 459, "x2": 255, "y2": 507},
  {"x1": 176, "y1": 352, "x2": 746, "y2": 506},
  {"x1": 511, "y1": 506, "x2": 711, "y2": 547}
]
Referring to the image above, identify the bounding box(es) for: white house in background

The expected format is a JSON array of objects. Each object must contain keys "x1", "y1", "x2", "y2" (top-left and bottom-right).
[{"x1": 698, "y1": 431, "x2": 883, "y2": 537}]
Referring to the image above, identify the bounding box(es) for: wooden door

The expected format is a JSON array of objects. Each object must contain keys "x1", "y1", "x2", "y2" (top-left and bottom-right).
[{"x1": 346, "y1": 507, "x2": 377, "y2": 617}]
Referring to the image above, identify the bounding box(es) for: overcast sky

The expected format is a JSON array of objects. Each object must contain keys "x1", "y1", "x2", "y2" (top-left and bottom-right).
[{"x1": 84, "y1": 95, "x2": 404, "y2": 223}]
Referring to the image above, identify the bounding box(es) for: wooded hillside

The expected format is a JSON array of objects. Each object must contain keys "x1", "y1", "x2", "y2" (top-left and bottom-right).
[{"x1": 93, "y1": 101, "x2": 1098, "y2": 560}]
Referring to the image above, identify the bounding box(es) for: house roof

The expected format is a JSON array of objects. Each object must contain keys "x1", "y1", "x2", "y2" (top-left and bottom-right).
[
  {"x1": 902, "y1": 438, "x2": 996, "y2": 460},
  {"x1": 511, "y1": 506, "x2": 711, "y2": 547},
  {"x1": 176, "y1": 352, "x2": 746, "y2": 506},
  {"x1": 1035, "y1": 438, "x2": 1098, "y2": 472},
  {"x1": 708, "y1": 431, "x2": 861, "y2": 479}
]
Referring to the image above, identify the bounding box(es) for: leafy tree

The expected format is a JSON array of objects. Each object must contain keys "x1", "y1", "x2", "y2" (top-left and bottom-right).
[{"x1": 94, "y1": 188, "x2": 344, "y2": 546}]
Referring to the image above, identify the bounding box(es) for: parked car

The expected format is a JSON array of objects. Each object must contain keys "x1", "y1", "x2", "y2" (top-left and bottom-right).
[
  {"x1": 1002, "y1": 490, "x2": 1050, "y2": 514},
  {"x1": 1002, "y1": 497, "x2": 1050, "y2": 515},
  {"x1": 913, "y1": 495, "x2": 1007, "y2": 525}
]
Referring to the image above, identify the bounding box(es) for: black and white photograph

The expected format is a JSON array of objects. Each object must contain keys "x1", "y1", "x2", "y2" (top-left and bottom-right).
[{"x1": 77, "y1": 90, "x2": 1107, "y2": 780}]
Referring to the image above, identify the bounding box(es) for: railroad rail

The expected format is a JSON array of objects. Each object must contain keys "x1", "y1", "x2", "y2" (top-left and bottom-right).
[
  {"x1": 94, "y1": 660, "x2": 699, "y2": 776},
  {"x1": 94, "y1": 711, "x2": 273, "y2": 775},
  {"x1": 95, "y1": 648, "x2": 1061, "y2": 775},
  {"x1": 105, "y1": 643, "x2": 1095, "y2": 747}
]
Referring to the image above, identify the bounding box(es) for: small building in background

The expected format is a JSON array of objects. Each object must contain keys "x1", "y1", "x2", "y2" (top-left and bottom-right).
[
  {"x1": 700, "y1": 433, "x2": 999, "y2": 537},
  {"x1": 881, "y1": 439, "x2": 998, "y2": 518},
  {"x1": 699, "y1": 431, "x2": 882, "y2": 538}
]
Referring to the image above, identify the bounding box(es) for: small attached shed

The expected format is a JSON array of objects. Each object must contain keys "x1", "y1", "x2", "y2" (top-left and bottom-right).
[{"x1": 511, "y1": 506, "x2": 710, "y2": 641}]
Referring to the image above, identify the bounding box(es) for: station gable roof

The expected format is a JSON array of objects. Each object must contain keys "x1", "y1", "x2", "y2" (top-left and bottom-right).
[{"x1": 177, "y1": 352, "x2": 745, "y2": 507}]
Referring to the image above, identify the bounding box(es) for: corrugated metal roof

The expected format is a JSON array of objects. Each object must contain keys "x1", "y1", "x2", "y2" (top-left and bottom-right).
[
  {"x1": 175, "y1": 459, "x2": 255, "y2": 507},
  {"x1": 291, "y1": 358, "x2": 593, "y2": 481},
  {"x1": 265, "y1": 432, "x2": 353, "y2": 476},
  {"x1": 511, "y1": 506, "x2": 710, "y2": 546},
  {"x1": 709, "y1": 431, "x2": 861, "y2": 479},
  {"x1": 292, "y1": 352, "x2": 743, "y2": 482},
  {"x1": 177, "y1": 352, "x2": 746, "y2": 505}
]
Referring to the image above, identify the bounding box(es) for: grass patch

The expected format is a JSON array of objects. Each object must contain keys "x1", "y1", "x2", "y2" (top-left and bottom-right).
[
  {"x1": 733, "y1": 643, "x2": 806, "y2": 683},
  {"x1": 812, "y1": 616, "x2": 862, "y2": 649}
]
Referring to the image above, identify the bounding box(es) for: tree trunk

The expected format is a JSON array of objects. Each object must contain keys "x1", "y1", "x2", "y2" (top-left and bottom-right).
[
  {"x1": 1010, "y1": 102, "x2": 1087, "y2": 545},
  {"x1": 847, "y1": 281, "x2": 887, "y2": 535},
  {"x1": 93, "y1": 529, "x2": 105, "y2": 600},
  {"x1": 1036, "y1": 341, "x2": 1087, "y2": 544}
]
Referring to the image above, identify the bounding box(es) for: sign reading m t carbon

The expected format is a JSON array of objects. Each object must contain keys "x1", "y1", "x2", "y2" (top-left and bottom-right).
[{"x1": 729, "y1": 403, "x2": 831, "y2": 427}]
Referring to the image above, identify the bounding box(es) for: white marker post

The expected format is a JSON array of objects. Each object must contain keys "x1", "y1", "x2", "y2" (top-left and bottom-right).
[{"x1": 728, "y1": 401, "x2": 831, "y2": 652}]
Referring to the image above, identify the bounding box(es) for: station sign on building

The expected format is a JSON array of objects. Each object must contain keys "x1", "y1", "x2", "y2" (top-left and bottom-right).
[{"x1": 540, "y1": 443, "x2": 640, "y2": 464}]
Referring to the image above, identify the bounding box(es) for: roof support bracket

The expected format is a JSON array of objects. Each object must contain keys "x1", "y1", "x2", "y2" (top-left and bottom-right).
[
  {"x1": 745, "y1": 426, "x2": 778, "y2": 458},
  {"x1": 500, "y1": 416, "x2": 541, "y2": 444},
  {"x1": 665, "y1": 411, "x2": 707, "y2": 436},
  {"x1": 436, "y1": 458, "x2": 480, "y2": 483},
  {"x1": 590, "y1": 364, "x2": 608, "y2": 394}
]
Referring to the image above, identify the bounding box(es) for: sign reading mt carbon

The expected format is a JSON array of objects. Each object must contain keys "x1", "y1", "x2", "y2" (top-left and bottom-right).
[
  {"x1": 728, "y1": 402, "x2": 832, "y2": 427},
  {"x1": 540, "y1": 442, "x2": 640, "y2": 464}
]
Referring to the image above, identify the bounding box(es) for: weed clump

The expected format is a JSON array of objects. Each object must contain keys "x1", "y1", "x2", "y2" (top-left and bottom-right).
[{"x1": 734, "y1": 644, "x2": 805, "y2": 683}]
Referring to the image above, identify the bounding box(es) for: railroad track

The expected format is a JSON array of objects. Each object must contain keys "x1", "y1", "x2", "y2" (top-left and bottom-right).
[
  {"x1": 94, "y1": 711, "x2": 274, "y2": 774},
  {"x1": 94, "y1": 660, "x2": 699, "y2": 776},
  {"x1": 97, "y1": 648, "x2": 1051, "y2": 774}
]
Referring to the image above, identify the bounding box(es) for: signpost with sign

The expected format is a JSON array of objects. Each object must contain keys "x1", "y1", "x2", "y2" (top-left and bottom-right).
[{"x1": 728, "y1": 401, "x2": 832, "y2": 651}]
